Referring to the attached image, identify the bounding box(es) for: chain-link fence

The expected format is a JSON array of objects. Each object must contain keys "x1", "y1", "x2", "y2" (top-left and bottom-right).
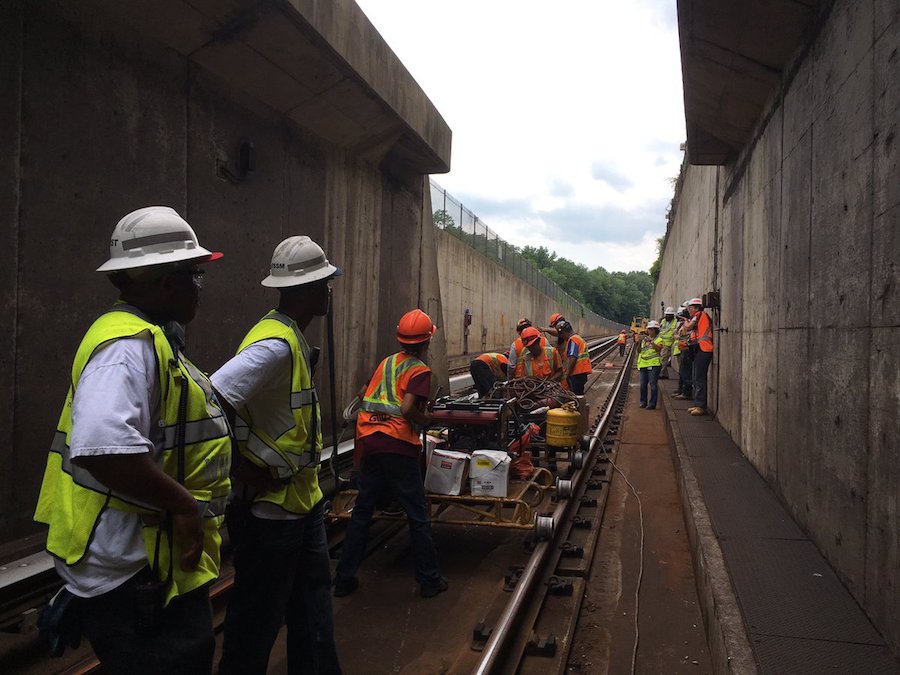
[{"x1": 430, "y1": 179, "x2": 620, "y2": 331}]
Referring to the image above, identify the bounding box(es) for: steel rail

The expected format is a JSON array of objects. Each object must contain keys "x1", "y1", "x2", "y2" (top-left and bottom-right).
[{"x1": 472, "y1": 344, "x2": 634, "y2": 675}]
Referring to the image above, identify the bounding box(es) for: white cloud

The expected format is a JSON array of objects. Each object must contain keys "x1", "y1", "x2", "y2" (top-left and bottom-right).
[{"x1": 357, "y1": 0, "x2": 685, "y2": 272}]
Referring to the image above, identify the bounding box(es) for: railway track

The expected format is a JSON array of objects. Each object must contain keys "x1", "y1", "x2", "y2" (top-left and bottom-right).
[{"x1": 2, "y1": 337, "x2": 631, "y2": 675}]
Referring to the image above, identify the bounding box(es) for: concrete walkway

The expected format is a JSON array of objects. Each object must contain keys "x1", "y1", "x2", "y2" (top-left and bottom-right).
[{"x1": 660, "y1": 379, "x2": 900, "y2": 674}]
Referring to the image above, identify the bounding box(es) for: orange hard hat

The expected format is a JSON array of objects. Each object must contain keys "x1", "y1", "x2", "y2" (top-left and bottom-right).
[
  {"x1": 520, "y1": 326, "x2": 541, "y2": 346},
  {"x1": 516, "y1": 317, "x2": 532, "y2": 332},
  {"x1": 548, "y1": 312, "x2": 565, "y2": 326},
  {"x1": 397, "y1": 309, "x2": 437, "y2": 345}
]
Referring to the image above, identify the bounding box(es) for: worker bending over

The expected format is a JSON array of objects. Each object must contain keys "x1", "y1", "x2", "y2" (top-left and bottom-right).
[
  {"x1": 514, "y1": 326, "x2": 562, "y2": 380},
  {"x1": 469, "y1": 351, "x2": 509, "y2": 397},
  {"x1": 214, "y1": 237, "x2": 342, "y2": 675},
  {"x1": 35, "y1": 207, "x2": 230, "y2": 674},
  {"x1": 556, "y1": 321, "x2": 592, "y2": 394},
  {"x1": 334, "y1": 310, "x2": 447, "y2": 599}
]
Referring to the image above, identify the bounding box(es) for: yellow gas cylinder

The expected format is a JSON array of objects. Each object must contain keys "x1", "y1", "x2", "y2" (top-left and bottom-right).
[{"x1": 546, "y1": 404, "x2": 580, "y2": 447}]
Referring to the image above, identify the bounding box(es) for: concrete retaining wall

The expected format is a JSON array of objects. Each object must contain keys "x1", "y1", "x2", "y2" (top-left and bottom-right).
[
  {"x1": 436, "y1": 228, "x2": 616, "y2": 357},
  {"x1": 653, "y1": 0, "x2": 899, "y2": 653}
]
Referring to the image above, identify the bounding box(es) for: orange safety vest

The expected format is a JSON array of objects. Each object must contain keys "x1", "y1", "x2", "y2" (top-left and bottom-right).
[
  {"x1": 567, "y1": 334, "x2": 592, "y2": 375},
  {"x1": 514, "y1": 344, "x2": 560, "y2": 378},
  {"x1": 690, "y1": 312, "x2": 715, "y2": 353},
  {"x1": 617, "y1": 333, "x2": 626, "y2": 345},
  {"x1": 357, "y1": 352, "x2": 430, "y2": 447},
  {"x1": 476, "y1": 352, "x2": 509, "y2": 379}
]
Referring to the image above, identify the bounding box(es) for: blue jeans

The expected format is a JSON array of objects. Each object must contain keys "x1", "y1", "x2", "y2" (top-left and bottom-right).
[
  {"x1": 335, "y1": 453, "x2": 441, "y2": 587},
  {"x1": 219, "y1": 499, "x2": 340, "y2": 675},
  {"x1": 679, "y1": 347, "x2": 695, "y2": 395},
  {"x1": 639, "y1": 366, "x2": 661, "y2": 408},
  {"x1": 692, "y1": 350, "x2": 713, "y2": 409}
]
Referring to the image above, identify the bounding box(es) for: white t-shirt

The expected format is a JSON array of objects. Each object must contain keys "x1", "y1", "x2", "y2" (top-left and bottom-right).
[
  {"x1": 211, "y1": 339, "x2": 302, "y2": 520},
  {"x1": 56, "y1": 336, "x2": 162, "y2": 598}
]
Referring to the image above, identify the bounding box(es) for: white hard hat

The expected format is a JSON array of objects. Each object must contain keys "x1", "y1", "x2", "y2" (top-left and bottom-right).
[
  {"x1": 647, "y1": 320, "x2": 661, "y2": 329},
  {"x1": 97, "y1": 206, "x2": 222, "y2": 272},
  {"x1": 665, "y1": 306, "x2": 675, "y2": 314},
  {"x1": 688, "y1": 297, "x2": 703, "y2": 307},
  {"x1": 262, "y1": 235, "x2": 342, "y2": 288}
]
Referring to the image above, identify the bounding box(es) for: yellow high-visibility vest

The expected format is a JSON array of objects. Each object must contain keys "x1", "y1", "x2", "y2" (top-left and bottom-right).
[
  {"x1": 233, "y1": 311, "x2": 323, "y2": 515},
  {"x1": 34, "y1": 304, "x2": 232, "y2": 605}
]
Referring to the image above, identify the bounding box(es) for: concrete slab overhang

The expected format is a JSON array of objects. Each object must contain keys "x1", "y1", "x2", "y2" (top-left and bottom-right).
[
  {"x1": 68, "y1": 0, "x2": 451, "y2": 174},
  {"x1": 678, "y1": 0, "x2": 821, "y2": 165}
]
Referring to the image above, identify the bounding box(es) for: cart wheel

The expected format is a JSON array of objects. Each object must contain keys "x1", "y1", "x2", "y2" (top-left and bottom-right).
[
  {"x1": 580, "y1": 435, "x2": 594, "y2": 453},
  {"x1": 534, "y1": 514, "x2": 555, "y2": 541},
  {"x1": 556, "y1": 478, "x2": 573, "y2": 499},
  {"x1": 572, "y1": 450, "x2": 584, "y2": 470}
]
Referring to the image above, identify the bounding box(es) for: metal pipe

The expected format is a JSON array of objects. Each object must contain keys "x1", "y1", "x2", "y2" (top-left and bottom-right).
[{"x1": 473, "y1": 347, "x2": 633, "y2": 674}]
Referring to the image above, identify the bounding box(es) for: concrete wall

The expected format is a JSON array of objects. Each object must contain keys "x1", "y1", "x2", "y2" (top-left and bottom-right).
[
  {"x1": 0, "y1": 1, "x2": 448, "y2": 544},
  {"x1": 653, "y1": 0, "x2": 899, "y2": 652},
  {"x1": 436, "y1": 228, "x2": 616, "y2": 357}
]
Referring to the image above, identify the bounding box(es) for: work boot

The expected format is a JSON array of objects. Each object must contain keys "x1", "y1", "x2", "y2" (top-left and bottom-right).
[
  {"x1": 690, "y1": 407, "x2": 707, "y2": 416},
  {"x1": 333, "y1": 576, "x2": 359, "y2": 597},
  {"x1": 420, "y1": 575, "x2": 448, "y2": 598},
  {"x1": 674, "y1": 393, "x2": 690, "y2": 400}
]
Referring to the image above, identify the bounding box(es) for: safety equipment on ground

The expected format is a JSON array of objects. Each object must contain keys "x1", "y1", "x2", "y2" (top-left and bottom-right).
[
  {"x1": 35, "y1": 303, "x2": 232, "y2": 606},
  {"x1": 261, "y1": 235, "x2": 342, "y2": 288},
  {"x1": 97, "y1": 206, "x2": 223, "y2": 272},
  {"x1": 396, "y1": 309, "x2": 437, "y2": 344},
  {"x1": 520, "y1": 326, "x2": 542, "y2": 346},
  {"x1": 233, "y1": 310, "x2": 324, "y2": 514},
  {"x1": 665, "y1": 306, "x2": 675, "y2": 314},
  {"x1": 548, "y1": 313, "x2": 565, "y2": 326},
  {"x1": 647, "y1": 320, "x2": 661, "y2": 329},
  {"x1": 688, "y1": 297, "x2": 703, "y2": 307},
  {"x1": 516, "y1": 318, "x2": 532, "y2": 332},
  {"x1": 358, "y1": 352, "x2": 431, "y2": 446}
]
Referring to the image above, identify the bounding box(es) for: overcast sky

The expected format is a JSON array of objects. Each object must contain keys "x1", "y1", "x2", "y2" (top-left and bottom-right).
[{"x1": 355, "y1": 0, "x2": 686, "y2": 273}]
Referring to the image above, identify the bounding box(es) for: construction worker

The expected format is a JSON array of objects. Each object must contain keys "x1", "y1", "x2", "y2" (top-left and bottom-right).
[
  {"x1": 685, "y1": 297, "x2": 715, "y2": 415},
  {"x1": 214, "y1": 236, "x2": 341, "y2": 675},
  {"x1": 34, "y1": 207, "x2": 230, "y2": 674},
  {"x1": 469, "y1": 351, "x2": 509, "y2": 397},
  {"x1": 672, "y1": 304, "x2": 694, "y2": 401},
  {"x1": 556, "y1": 321, "x2": 592, "y2": 394},
  {"x1": 506, "y1": 317, "x2": 533, "y2": 376},
  {"x1": 617, "y1": 329, "x2": 627, "y2": 356},
  {"x1": 638, "y1": 320, "x2": 665, "y2": 409},
  {"x1": 334, "y1": 309, "x2": 447, "y2": 599},
  {"x1": 658, "y1": 306, "x2": 678, "y2": 378},
  {"x1": 539, "y1": 312, "x2": 566, "y2": 338},
  {"x1": 514, "y1": 326, "x2": 563, "y2": 379}
]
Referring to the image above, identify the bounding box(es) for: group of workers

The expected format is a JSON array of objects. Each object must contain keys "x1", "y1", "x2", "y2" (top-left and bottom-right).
[
  {"x1": 630, "y1": 300, "x2": 715, "y2": 414},
  {"x1": 468, "y1": 313, "x2": 594, "y2": 397},
  {"x1": 34, "y1": 207, "x2": 449, "y2": 675}
]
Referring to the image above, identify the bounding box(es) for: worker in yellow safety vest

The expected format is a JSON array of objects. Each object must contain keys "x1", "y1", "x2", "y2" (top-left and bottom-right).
[
  {"x1": 213, "y1": 236, "x2": 342, "y2": 675},
  {"x1": 514, "y1": 327, "x2": 563, "y2": 379},
  {"x1": 556, "y1": 321, "x2": 593, "y2": 395},
  {"x1": 637, "y1": 320, "x2": 665, "y2": 410},
  {"x1": 34, "y1": 207, "x2": 230, "y2": 673},
  {"x1": 334, "y1": 309, "x2": 448, "y2": 599},
  {"x1": 657, "y1": 306, "x2": 679, "y2": 379}
]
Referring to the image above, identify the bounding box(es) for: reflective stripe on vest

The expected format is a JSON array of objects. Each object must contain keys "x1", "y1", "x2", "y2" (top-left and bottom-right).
[
  {"x1": 637, "y1": 337, "x2": 663, "y2": 368},
  {"x1": 34, "y1": 305, "x2": 232, "y2": 605},
  {"x1": 696, "y1": 312, "x2": 714, "y2": 352},
  {"x1": 568, "y1": 335, "x2": 592, "y2": 375},
  {"x1": 658, "y1": 318, "x2": 678, "y2": 345},
  {"x1": 233, "y1": 311, "x2": 323, "y2": 515},
  {"x1": 360, "y1": 354, "x2": 427, "y2": 417},
  {"x1": 476, "y1": 352, "x2": 508, "y2": 379},
  {"x1": 516, "y1": 344, "x2": 556, "y2": 378}
]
